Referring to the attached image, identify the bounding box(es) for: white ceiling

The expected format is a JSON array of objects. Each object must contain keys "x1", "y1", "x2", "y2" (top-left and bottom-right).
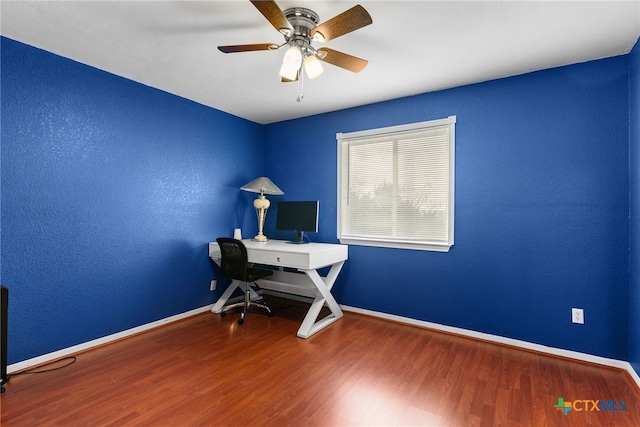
[{"x1": 2, "y1": 1, "x2": 639, "y2": 124}]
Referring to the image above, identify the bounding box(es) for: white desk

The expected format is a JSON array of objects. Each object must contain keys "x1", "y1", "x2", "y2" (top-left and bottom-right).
[{"x1": 209, "y1": 239, "x2": 348, "y2": 338}]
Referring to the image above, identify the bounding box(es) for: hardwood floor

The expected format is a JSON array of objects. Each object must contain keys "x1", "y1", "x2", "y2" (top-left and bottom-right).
[{"x1": 2, "y1": 296, "x2": 640, "y2": 426}]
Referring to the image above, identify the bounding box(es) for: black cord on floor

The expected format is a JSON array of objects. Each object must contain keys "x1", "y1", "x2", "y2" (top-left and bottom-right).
[{"x1": 10, "y1": 356, "x2": 77, "y2": 378}]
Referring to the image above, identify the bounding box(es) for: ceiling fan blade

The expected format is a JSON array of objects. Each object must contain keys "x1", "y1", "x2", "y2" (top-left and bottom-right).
[
  {"x1": 218, "y1": 43, "x2": 279, "y2": 53},
  {"x1": 250, "y1": 0, "x2": 293, "y2": 35},
  {"x1": 317, "y1": 48, "x2": 368, "y2": 73},
  {"x1": 311, "y1": 5, "x2": 372, "y2": 42}
]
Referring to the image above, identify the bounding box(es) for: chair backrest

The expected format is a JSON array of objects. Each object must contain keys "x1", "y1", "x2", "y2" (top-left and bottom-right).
[{"x1": 216, "y1": 238, "x2": 249, "y2": 281}]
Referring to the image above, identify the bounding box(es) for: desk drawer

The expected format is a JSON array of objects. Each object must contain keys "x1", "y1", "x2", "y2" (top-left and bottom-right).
[
  {"x1": 249, "y1": 250, "x2": 309, "y2": 269},
  {"x1": 208, "y1": 243, "x2": 309, "y2": 268}
]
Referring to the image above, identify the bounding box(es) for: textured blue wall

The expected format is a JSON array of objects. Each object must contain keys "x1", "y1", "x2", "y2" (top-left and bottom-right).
[
  {"x1": 1, "y1": 34, "x2": 637, "y2": 367},
  {"x1": 265, "y1": 56, "x2": 631, "y2": 360},
  {"x1": 630, "y1": 40, "x2": 640, "y2": 374},
  {"x1": 0, "y1": 37, "x2": 264, "y2": 364}
]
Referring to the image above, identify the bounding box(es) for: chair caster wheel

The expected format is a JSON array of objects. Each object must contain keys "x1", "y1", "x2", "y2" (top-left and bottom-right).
[
  {"x1": 268, "y1": 312, "x2": 274, "y2": 317},
  {"x1": 238, "y1": 318, "x2": 244, "y2": 325},
  {"x1": 220, "y1": 311, "x2": 227, "y2": 318}
]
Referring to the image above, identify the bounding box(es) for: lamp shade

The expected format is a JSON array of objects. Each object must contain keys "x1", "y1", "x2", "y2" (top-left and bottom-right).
[{"x1": 241, "y1": 177, "x2": 284, "y2": 195}]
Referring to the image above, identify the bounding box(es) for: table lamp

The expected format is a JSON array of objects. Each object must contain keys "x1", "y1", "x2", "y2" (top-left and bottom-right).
[{"x1": 240, "y1": 177, "x2": 284, "y2": 242}]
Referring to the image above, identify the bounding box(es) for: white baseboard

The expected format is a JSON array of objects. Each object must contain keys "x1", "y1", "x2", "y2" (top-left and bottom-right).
[
  {"x1": 7, "y1": 304, "x2": 214, "y2": 374},
  {"x1": 626, "y1": 360, "x2": 640, "y2": 390},
  {"x1": 340, "y1": 304, "x2": 640, "y2": 391}
]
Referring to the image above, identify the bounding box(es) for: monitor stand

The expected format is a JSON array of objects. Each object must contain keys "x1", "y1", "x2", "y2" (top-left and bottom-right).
[{"x1": 287, "y1": 230, "x2": 309, "y2": 244}]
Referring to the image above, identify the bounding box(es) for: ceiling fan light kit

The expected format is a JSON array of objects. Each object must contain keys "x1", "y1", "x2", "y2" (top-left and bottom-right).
[
  {"x1": 280, "y1": 8, "x2": 324, "y2": 81},
  {"x1": 218, "y1": 0, "x2": 372, "y2": 101}
]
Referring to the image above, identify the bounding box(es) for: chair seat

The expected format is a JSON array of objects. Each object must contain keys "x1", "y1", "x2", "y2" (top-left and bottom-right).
[{"x1": 245, "y1": 267, "x2": 273, "y2": 283}]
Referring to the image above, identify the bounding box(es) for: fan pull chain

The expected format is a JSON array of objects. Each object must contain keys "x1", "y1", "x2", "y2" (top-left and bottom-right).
[{"x1": 297, "y1": 66, "x2": 304, "y2": 102}]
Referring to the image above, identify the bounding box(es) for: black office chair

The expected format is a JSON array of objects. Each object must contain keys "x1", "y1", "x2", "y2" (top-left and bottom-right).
[{"x1": 216, "y1": 237, "x2": 274, "y2": 324}]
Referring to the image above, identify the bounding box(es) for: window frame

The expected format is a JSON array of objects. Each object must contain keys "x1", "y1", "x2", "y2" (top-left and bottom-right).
[{"x1": 337, "y1": 116, "x2": 456, "y2": 252}]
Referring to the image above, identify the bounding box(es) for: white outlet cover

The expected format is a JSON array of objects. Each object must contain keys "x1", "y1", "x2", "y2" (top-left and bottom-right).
[{"x1": 572, "y1": 308, "x2": 584, "y2": 324}]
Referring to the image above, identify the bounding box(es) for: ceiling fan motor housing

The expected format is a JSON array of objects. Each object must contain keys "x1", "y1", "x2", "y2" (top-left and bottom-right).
[{"x1": 282, "y1": 8, "x2": 321, "y2": 55}]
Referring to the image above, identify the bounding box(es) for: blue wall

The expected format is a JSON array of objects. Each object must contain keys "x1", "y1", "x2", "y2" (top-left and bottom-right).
[
  {"x1": 0, "y1": 37, "x2": 264, "y2": 364},
  {"x1": 630, "y1": 40, "x2": 640, "y2": 374},
  {"x1": 2, "y1": 34, "x2": 639, "y2": 367},
  {"x1": 265, "y1": 56, "x2": 631, "y2": 360}
]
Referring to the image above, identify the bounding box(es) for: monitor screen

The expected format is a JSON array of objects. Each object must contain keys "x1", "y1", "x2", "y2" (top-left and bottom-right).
[{"x1": 276, "y1": 201, "x2": 319, "y2": 243}]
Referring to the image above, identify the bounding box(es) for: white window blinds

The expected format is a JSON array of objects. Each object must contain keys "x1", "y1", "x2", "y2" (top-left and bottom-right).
[{"x1": 337, "y1": 116, "x2": 456, "y2": 251}]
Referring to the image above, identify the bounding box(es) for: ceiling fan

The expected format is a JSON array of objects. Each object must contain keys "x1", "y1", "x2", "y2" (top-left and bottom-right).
[{"x1": 218, "y1": 0, "x2": 372, "y2": 95}]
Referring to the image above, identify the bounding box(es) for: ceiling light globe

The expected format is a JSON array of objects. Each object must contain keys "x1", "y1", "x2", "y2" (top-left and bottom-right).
[
  {"x1": 304, "y1": 55, "x2": 324, "y2": 79},
  {"x1": 279, "y1": 63, "x2": 298, "y2": 81},
  {"x1": 283, "y1": 46, "x2": 302, "y2": 67}
]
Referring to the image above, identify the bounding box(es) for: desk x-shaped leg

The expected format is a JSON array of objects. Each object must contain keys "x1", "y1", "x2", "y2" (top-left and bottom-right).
[
  {"x1": 297, "y1": 261, "x2": 344, "y2": 338},
  {"x1": 211, "y1": 257, "x2": 345, "y2": 338}
]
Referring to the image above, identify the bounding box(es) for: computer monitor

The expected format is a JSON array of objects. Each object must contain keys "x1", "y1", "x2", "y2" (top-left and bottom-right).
[{"x1": 276, "y1": 201, "x2": 319, "y2": 244}]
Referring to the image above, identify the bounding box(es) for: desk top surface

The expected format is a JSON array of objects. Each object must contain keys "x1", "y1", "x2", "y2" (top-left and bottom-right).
[{"x1": 242, "y1": 239, "x2": 344, "y2": 252}]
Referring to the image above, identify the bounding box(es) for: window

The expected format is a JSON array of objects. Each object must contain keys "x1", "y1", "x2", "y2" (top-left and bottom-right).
[{"x1": 337, "y1": 116, "x2": 456, "y2": 252}]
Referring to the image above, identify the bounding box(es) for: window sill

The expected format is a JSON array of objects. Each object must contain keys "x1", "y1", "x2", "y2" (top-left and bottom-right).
[{"x1": 338, "y1": 237, "x2": 452, "y2": 252}]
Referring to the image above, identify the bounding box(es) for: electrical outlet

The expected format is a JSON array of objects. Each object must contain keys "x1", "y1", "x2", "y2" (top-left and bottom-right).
[
  {"x1": 572, "y1": 308, "x2": 584, "y2": 324},
  {"x1": 210, "y1": 280, "x2": 217, "y2": 291}
]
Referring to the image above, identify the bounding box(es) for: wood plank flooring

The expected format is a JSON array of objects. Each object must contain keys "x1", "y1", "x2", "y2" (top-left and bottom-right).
[{"x1": 2, "y1": 296, "x2": 640, "y2": 426}]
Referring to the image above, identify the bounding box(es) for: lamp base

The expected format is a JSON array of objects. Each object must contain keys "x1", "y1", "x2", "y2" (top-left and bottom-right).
[{"x1": 253, "y1": 234, "x2": 268, "y2": 242}]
